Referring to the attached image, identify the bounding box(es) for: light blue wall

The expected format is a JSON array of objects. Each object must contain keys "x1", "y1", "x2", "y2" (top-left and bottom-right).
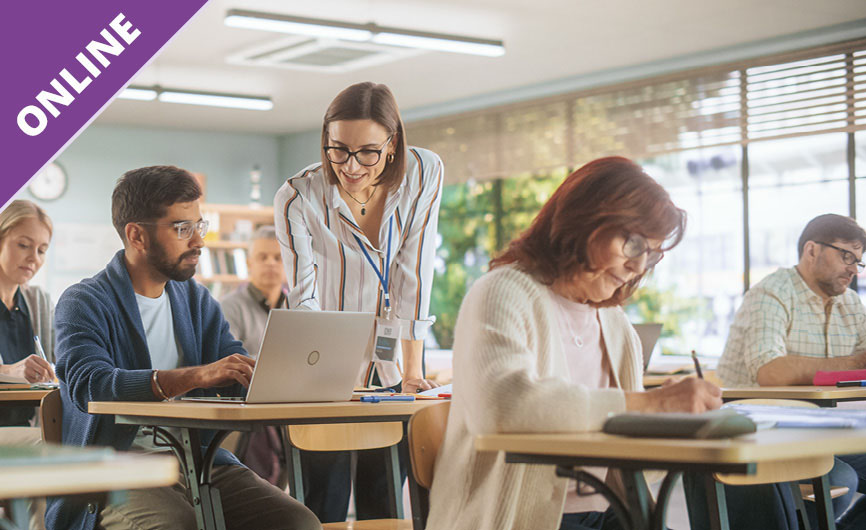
[
  {"x1": 17, "y1": 124, "x2": 282, "y2": 225},
  {"x1": 15, "y1": 124, "x2": 282, "y2": 301},
  {"x1": 277, "y1": 129, "x2": 321, "y2": 181}
]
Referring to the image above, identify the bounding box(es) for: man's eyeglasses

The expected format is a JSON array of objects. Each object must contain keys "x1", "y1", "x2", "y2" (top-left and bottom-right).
[
  {"x1": 623, "y1": 233, "x2": 664, "y2": 269},
  {"x1": 324, "y1": 136, "x2": 393, "y2": 167},
  {"x1": 137, "y1": 220, "x2": 209, "y2": 240},
  {"x1": 816, "y1": 241, "x2": 866, "y2": 272}
]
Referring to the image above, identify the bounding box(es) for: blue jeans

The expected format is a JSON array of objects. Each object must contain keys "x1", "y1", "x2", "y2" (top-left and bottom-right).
[{"x1": 559, "y1": 510, "x2": 623, "y2": 530}]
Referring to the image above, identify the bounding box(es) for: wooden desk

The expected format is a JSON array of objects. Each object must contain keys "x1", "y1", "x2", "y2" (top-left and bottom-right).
[
  {"x1": 722, "y1": 386, "x2": 866, "y2": 407},
  {"x1": 89, "y1": 400, "x2": 438, "y2": 530},
  {"x1": 476, "y1": 428, "x2": 866, "y2": 530},
  {"x1": 0, "y1": 445, "x2": 176, "y2": 529},
  {"x1": 0, "y1": 388, "x2": 52, "y2": 408}
]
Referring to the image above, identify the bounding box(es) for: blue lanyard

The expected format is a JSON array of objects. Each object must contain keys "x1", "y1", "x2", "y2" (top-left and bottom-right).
[{"x1": 353, "y1": 217, "x2": 393, "y2": 311}]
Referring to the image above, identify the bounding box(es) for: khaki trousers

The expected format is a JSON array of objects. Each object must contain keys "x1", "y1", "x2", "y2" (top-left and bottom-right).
[{"x1": 98, "y1": 464, "x2": 320, "y2": 530}]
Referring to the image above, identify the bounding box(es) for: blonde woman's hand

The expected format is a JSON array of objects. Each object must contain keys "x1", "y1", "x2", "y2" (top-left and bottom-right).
[{"x1": 1, "y1": 355, "x2": 54, "y2": 383}]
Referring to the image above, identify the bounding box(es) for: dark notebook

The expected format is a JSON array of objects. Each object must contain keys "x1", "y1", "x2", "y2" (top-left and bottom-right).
[{"x1": 603, "y1": 409, "x2": 757, "y2": 439}]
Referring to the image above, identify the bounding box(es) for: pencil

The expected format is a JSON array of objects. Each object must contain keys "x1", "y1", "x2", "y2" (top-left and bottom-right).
[{"x1": 691, "y1": 350, "x2": 704, "y2": 379}]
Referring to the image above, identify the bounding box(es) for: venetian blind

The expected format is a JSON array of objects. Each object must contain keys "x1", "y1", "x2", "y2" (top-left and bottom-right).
[{"x1": 407, "y1": 38, "x2": 866, "y2": 185}]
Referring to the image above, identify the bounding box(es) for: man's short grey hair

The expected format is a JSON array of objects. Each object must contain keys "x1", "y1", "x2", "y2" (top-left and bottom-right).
[{"x1": 248, "y1": 225, "x2": 278, "y2": 253}]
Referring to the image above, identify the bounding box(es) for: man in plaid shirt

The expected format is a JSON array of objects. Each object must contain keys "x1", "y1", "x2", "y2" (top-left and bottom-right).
[{"x1": 706, "y1": 214, "x2": 866, "y2": 529}]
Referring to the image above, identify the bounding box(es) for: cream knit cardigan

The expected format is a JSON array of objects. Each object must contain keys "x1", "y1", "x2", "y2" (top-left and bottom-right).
[{"x1": 426, "y1": 266, "x2": 643, "y2": 530}]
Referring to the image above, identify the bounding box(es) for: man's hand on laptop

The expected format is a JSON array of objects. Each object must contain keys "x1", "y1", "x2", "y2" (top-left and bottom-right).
[
  {"x1": 193, "y1": 354, "x2": 256, "y2": 389},
  {"x1": 155, "y1": 354, "x2": 256, "y2": 398}
]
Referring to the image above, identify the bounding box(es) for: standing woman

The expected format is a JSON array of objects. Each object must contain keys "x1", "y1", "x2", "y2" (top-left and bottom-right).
[{"x1": 274, "y1": 82, "x2": 442, "y2": 521}]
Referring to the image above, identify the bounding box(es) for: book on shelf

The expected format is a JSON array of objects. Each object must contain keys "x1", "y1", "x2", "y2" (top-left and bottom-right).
[
  {"x1": 215, "y1": 250, "x2": 230, "y2": 276},
  {"x1": 233, "y1": 248, "x2": 248, "y2": 279},
  {"x1": 198, "y1": 248, "x2": 214, "y2": 278}
]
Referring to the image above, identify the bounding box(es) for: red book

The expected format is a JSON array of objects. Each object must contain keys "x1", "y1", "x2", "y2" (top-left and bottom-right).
[{"x1": 813, "y1": 369, "x2": 866, "y2": 386}]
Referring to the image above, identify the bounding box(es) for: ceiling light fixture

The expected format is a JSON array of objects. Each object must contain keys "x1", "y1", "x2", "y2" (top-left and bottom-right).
[
  {"x1": 117, "y1": 86, "x2": 273, "y2": 111},
  {"x1": 224, "y1": 9, "x2": 505, "y2": 57}
]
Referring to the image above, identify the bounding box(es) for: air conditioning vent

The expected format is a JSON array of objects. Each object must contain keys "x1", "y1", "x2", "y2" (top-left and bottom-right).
[{"x1": 227, "y1": 36, "x2": 424, "y2": 73}]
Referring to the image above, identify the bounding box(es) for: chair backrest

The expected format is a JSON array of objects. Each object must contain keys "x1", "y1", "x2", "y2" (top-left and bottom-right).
[
  {"x1": 288, "y1": 422, "x2": 403, "y2": 452},
  {"x1": 408, "y1": 401, "x2": 450, "y2": 489},
  {"x1": 715, "y1": 398, "x2": 830, "y2": 485},
  {"x1": 40, "y1": 389, "x2": 62, "y2": 444}
]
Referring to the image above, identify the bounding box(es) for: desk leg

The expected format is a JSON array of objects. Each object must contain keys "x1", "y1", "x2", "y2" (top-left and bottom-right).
[
  {"x1": 180, "y1": 428, "x2": 226, "y2": 530},
  {"x1": 405, "y1": 421, "x2": 428, "y2": 530},
  {"x1": 8, "y1": 498, "x2": 28, "y2": 530},
  {"x1": 652, "y1": 471, "x2": 682, "y2": 530},
  {"x1": 384, "y1": 442, "x2": 405, "y2": 519},
  {"x1": 621, "y1": 470, "x2": 651, "y2": 530},
  {"x1": 811, "y1": 474, "x2": 837, "y2": 530},
  {"x1": 280, "y1": 427, "x2": 305, "y2": 504},
  {"x1": 704, "y1": 476, "x2": 730, "y2": 530}
]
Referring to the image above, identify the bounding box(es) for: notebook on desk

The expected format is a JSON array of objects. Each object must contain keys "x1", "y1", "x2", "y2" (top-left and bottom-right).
[{"x1": 182, "y1": 310, "x2": 375, "y2": 404}]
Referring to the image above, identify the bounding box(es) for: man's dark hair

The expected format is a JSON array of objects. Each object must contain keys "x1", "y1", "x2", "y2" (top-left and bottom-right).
[
  {"x1": 111, "y1": 166, "x2": 202, "y2": 242},
  {"x1": 798, "y1": 214, "x2": 866, "y2": 258}
]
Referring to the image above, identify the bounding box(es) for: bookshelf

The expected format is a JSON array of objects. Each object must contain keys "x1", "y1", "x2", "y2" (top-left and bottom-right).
[{"x1": 196, "y1": 203, "x2": 275, "y2": 296}]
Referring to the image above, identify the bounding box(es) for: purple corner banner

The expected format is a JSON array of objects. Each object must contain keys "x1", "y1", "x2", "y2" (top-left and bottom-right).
[{"x1": 1, "y1": 1, "x2": 210, "y2": 207}]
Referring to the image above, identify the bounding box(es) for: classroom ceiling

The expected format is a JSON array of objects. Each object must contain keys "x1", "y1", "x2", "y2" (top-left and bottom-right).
[{"x1": 93, "y1": 0, "x2": 866, "y2": 135}]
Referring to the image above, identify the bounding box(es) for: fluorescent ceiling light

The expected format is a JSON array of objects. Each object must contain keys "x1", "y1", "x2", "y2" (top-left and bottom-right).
[
  {"x1": 224, "y1": 9, "x2": 505, "y2": 58},
  {"x1": 372, "y1": 32, "x2": 504, "y2": 57},
  {"x1": 118, "y1": 87, "x2": 158, "y2": 101},
  {"x1": 158, "y1": 90, "x2": 273, "y2": 111},
  {"x1": 119, "y1": 86, "x2": 273, "y2": 111},
  {"x1": 225, "y1": 10, "x2": 372, "y2": 41}
]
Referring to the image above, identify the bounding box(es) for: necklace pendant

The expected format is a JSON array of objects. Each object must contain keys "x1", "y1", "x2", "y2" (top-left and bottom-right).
[
  {"x1": 573, "y1": 336, "x2": 584, "y2": 348},
  {"x1": 361, "y1": 207, "x2": 366, "y2": 216}
]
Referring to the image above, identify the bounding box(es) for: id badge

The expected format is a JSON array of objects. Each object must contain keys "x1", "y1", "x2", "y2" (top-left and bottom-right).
[{"x1": 373, "y1": 317, "x2": 400, "y2": 363}]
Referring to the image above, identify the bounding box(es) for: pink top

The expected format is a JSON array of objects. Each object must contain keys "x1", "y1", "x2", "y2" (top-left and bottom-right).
[{"x1": 547, "y1": 288, "x2": 614, "y2": 514}]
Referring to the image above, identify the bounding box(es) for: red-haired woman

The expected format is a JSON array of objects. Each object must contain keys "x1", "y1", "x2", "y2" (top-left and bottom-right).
[{"x1": 425, "y1": 157, "x2": 722, "y2": 530}]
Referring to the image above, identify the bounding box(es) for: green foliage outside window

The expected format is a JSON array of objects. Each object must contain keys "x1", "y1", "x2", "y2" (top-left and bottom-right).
[{"x1": 431, "y1": 169, "x2": 711, "y2": 353}]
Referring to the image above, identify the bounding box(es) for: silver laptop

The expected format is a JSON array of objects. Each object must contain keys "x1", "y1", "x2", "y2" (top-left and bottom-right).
[
  {"x1": 184, "y1": 310, "x2": 374, "y2": 403},
  {"x1": 634, "y1": 323, "x2": 663, "y2": 369}
]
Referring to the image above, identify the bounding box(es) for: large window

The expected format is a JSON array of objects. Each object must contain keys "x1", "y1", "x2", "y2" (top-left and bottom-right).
[{"x1": 418, "y1": 40, "x2": 866, "y2": 354}]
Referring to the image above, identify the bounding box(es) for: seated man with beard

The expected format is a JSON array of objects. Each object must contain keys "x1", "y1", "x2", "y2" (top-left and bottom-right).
[{"x1": 46, "y1": 166, "x2": 320, "y2": 530}]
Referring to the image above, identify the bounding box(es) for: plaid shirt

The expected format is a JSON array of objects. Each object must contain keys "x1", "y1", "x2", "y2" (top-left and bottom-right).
[{"x1": 717, "y1": 267, "x2": 866, "y2": 387}]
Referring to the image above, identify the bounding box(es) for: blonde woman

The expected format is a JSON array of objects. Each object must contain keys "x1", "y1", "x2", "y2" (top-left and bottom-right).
[{"x1": 0, "y1": 199, "x2": 55, "y2": 391}]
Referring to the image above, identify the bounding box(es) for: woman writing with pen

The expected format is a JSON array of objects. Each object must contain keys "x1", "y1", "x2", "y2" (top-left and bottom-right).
[{"x1": 0, "y1": 200, "x2": 56, "y2": 391}]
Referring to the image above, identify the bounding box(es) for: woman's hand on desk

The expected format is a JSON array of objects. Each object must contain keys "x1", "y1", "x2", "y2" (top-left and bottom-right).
[
  {"x1": 402, "y1": 377, "x2": 440, "y2": 394},
  {"x1": 0, "y1": 354, "x2": 54, "y2": 383},
  {"x1": 625, "y1": 378, "x2": 722, "y2": 414}
]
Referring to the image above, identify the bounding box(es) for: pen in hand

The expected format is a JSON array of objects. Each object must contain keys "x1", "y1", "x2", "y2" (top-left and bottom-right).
[
  {"x1": 33, "y1": 335, "x2": 48, "y2": 362},
  {"x1": 691, "y1": 350, "x2": 704, "y2": 379}
]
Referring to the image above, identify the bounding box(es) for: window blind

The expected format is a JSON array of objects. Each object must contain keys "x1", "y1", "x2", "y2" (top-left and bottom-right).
[{"x1": 406, "y1": 38, "x2": 866, "y2": 185}]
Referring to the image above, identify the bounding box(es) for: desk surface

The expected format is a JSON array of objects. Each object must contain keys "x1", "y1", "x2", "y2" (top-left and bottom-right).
[
  {"x1": 0, "y1": 448, "x2": 177, "y2": 499},
  {"x1": 722, "y1": 386, "x2": 866, "y2": 401},
  {"x1": 475, "y1": 428, "x2": 866, "y2": 465},
  {"x1": 89, "y1": 399, "x2": 438, "y2": 421},
  {"x1": 0, "y1": 388, "x2": 51, "y2": 403}
]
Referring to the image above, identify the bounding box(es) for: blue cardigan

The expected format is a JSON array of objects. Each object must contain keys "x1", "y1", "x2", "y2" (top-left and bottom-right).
[{"x1": 46, "y1": 250, "x2": 246, "y2": 530}]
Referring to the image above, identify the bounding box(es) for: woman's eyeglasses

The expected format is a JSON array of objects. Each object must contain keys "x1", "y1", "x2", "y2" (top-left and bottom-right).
[
  {"x1": 324, "y1": 136, "x2": 393, "y2": 167},
  {"x1": 622, "y1": 233, "x2": 664, "y2": 269}
]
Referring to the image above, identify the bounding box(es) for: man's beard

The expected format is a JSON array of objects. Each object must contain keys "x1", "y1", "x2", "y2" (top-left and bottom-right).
[{"x1": 147, "y1": 240, "x2": 199, "y2": 282}]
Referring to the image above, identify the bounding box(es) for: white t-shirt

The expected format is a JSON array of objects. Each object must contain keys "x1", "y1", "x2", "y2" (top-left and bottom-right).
[{"x1": 130, "y1": 289, "x2": 183, "y2": 453}]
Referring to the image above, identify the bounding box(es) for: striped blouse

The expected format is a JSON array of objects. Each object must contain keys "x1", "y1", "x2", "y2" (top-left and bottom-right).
[{"x1": 274, "y1": 147, "x2": 443, "y2": 386}]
